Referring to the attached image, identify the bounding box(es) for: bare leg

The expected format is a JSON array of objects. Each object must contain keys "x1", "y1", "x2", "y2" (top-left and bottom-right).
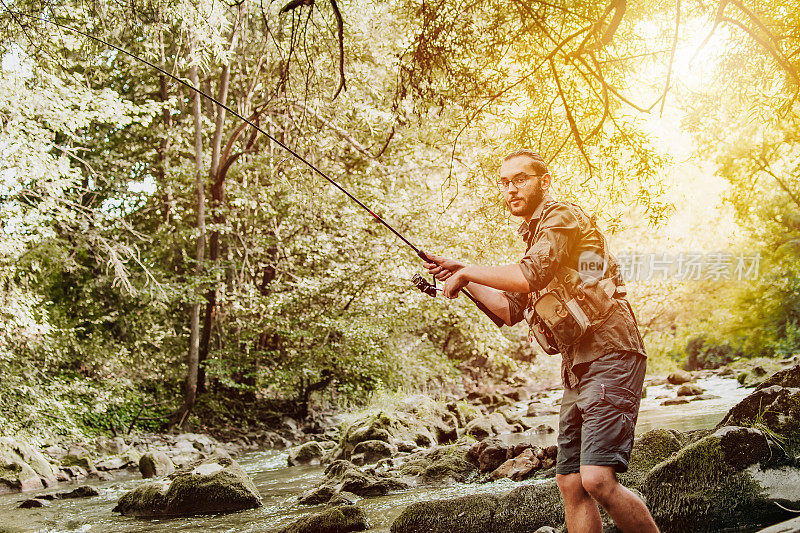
[
  {"x1": 580, "y1": 465, "x2": 660, "y2": 533},
  {"x1": 556, "y1": 473, "x2": 603, "y2": 533}
]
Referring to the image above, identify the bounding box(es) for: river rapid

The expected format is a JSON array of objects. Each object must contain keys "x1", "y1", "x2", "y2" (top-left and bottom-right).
[{"x1": 0, "y1": 375, "x2": 750, "y2": 533}]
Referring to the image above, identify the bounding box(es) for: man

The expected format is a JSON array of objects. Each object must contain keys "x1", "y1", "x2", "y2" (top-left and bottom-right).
[{"x1": 423, "y1": 149, "x2": 659, "y2": 533}]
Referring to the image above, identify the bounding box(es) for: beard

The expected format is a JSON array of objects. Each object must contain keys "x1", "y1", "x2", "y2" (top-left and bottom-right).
[{"x1": 508, "y1": 178, "x2": 544, "y2": 218}]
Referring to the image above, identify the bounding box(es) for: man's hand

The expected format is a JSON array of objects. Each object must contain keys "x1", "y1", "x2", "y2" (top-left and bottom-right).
[
  {"x1": 421, "y1": 251, "x2": 465, "y2": 281},
  {"x1": 443, "y1": 267, "x2": 472, "y2": 299}
]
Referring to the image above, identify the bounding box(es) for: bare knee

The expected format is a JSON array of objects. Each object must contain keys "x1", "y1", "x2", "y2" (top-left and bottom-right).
[
  {"x1": 580, "y1": 466, "x2": 618, "y2": 503},
  {"x1": 557, "y1": 473, "x2": 588, "y2": 503}
]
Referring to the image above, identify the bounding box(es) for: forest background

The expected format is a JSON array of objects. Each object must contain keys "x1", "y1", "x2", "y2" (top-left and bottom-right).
[{"x1": 1, "y1": 0, "x2": 799, "y2": 442}]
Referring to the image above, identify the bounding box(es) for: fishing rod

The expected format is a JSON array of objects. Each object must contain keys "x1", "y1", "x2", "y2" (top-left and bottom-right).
[{"x1": 5, "y1": 7, "x2": 505, "y2": 326}]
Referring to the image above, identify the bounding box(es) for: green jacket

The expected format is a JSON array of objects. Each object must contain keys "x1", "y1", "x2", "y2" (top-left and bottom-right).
[{"x1": 503, "y1": 193, "x2": 646, "y2": 388}]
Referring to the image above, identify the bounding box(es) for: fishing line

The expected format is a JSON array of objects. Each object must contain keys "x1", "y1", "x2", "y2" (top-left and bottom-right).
[{"x1": 2, "y1": 6, "x2": 505, "y2": 325}]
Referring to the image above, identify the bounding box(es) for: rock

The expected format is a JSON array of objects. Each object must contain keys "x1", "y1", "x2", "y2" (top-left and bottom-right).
[
  {"x1": 95, "y1": 454, "x2": 132, "y2": 471},
  {"x1": 719, "y1": 385, "x2": 800, "y2": 450},
  {"x1": 95, "y1": 436, "x2": 129, "y2": 455},
  {"x1": 491, "y1": 481, "x2": 565, "y2": 532},
  {"x1": 390, "y1": 493, "x2": 499, "y2": 533},
  {"x1": 490, "y1": 448, "x2": 540, "y2": 481},
  {"x1": 113, "y1": 456, "x2": 261, "y2": 517},
  {"x1": 446, "y1": 401, "x2": 482, "y2": 428},
  {"x1": 398, "y1": 445, "x2": 477, "y2": 483},
  {"x1": 753, "y1": 365, "x2": 768, "y2": 377},
  {"x1": 42, "y1": 445, "x2": 67, "y2": 462},
  {"x1": 390, "y1": 480, "x2": 565, "y2": 533},
  {"x1": 525, "y1": 402, "x2": 559, "y2": 417},
  {"x1": 640, "y1": 426, "x2": 788, "y2": 531},
  {"x1": 667, "y1": 370, "x2": 693, "y2": 385},
  {"x1": 661, "y1": 397, "x2": 690, "y2": 406},
  {"x1": 139, "y1": 451, "x2": 175, "y2": 479},
  {"x1": 328, "y1": 404, "x2": 453, "y2": 462},
  {"x1": 351, "y1": 440, "x2": 397, "y2": 466},
  {"x1": 0, "y1": 438, "x2": 55, "y2": 493},
  {"x1": 692, "y1": 394, "x2": 722, "y2": 401},
  {"x1": 619, "y1": 428, "x2": 684, "y2": 487},
  {"x1": 504, "y1": 388, "x2": 531, "y2": 402},
  {"x1": 19, "y1": 498, "x2": 49, "y2": 508},
  {"x1": 464, "y1": 417, "x2": 494, "y2": 441},
  {"x1": 464, "y1": 413, "x2": 514, "y2": 441},
  {"x1": 756, "y1": 364, "x2": 800, "y2": 391},
  {"x1": 677, "y1": 383, "x2": 705, "y2": 396},
  {"x1": 298, "y1": 460, "x2": 409, "y2": 504},
  {"x1": 53, "y1": 485, "x2": 100, "y2": 498},
  {"x1": 532, "y1": 424, "x2": 555, "y2": 433},
  {"x1": 277, "y1": 505, "x2": 369, "y2": 533},
  {"x1": 327, "y1": 491, "x2": 360, "y2": 506},
  {"x1": 288, "y1": 441, "x2": 325, "y2": 466}
]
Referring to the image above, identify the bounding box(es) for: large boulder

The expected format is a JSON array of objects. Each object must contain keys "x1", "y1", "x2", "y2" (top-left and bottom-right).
[
  {"x1": 113, "y1": 455, "x2": 261, "y2": 517},
  {"x1": 491, "y1": 481, "x2": 565, "y2": 533},
  {"x1": 389, "y1": 480, "x2": 564, "y2": 533},
  {"x1": 755, "y1": 364, "x2": 800, "y2": 391},
  {"x1": 640, "y1": 426, "x2": 796, "y2": 532},
  {"x1": 718, "y1": 385, "x2": 800, "y2": 450},
  {"x1": 277, "y1": 505, "x2": 369, "y2": 533},
  {"x1": 390, "y1": 493, "x2": 499, "y2": 533},
  {"x1": 0, "y1": 438, "x2": 58, "y2": 492},
  {"x1": 139, "y1": 451, "x2": 175, "y2": 479},
  {"x1": 618, "y1": 428, "x2": 685, "y2": 488}
]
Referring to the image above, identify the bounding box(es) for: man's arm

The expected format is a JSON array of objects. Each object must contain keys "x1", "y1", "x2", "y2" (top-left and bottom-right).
[{"x1": 422, "y1": 253, "x2": 526, "y2": 326}]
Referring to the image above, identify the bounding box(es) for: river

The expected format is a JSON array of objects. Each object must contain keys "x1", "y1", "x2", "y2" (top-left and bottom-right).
[{"x1": 0, "y1": 375, "x2": 750, "y2": 532}]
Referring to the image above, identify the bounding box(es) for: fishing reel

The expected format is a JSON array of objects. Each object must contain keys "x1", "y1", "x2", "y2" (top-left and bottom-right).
[{"x1": 412, "y1": 273, "x2": 439, "y2": 297}]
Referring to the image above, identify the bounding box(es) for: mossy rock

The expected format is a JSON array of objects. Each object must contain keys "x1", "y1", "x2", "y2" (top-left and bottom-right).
[
  {"x1": 397, "y1": 444, "x2": 477, "y2": 482},
  {"x1": 390, "y1": 493, "x2": 499, "y2": 533},
  {"x1": 640, "y1": 426, "x2": 790, "y2": 532},
  {"x1": 491, "y1": 480, "x2": 564, "y2": 533},
  {"x1": 755, "y1": 364, "x2": 800, "y2": 391},
  {"x1": 288, "y1": 441, "x2": 325, "y2": 466},
  {"x1": 277, "y1": 505, "x2": 369, "y2": 533},
  {"x1": 113, "y1": 456, "x2": 261, "y2": 517},
  {"x1": 718, "y1": 385, "x2": 800, "y2": 453},
  {"x1": 618, "y1": 428, "x2": 684, "y2": 488}
]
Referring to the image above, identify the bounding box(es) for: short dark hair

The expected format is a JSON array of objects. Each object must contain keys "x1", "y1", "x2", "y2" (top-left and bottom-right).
[{"x1": 503, "y1": 149, "x2": 549, "y2": 175}]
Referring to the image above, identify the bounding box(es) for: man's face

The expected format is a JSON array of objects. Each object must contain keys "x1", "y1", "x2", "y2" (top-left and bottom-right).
[{"x1": 498, "y1": 155, "x2": 548, "y2": 220}]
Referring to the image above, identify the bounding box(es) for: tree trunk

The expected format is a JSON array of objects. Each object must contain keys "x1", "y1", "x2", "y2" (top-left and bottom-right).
[
  {"x1": 198, "y1": 25, "x2": 238, "y2": 394},
  {"x1": 171, "y1": 37, "x2": 206, "y2": 428}
]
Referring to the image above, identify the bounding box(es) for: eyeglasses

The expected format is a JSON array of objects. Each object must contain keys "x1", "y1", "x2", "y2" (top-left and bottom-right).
[{"x1": 496, "y1": 173, "x2": 544, "y2": 191}]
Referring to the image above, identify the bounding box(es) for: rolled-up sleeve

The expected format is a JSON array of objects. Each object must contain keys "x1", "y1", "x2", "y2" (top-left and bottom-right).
[
  {"x1": 519, "y1": 204, "x2": 581, "y2": 292},
  {"x1": 502, "y1": 291, "x2": 528, "y2": 325}
]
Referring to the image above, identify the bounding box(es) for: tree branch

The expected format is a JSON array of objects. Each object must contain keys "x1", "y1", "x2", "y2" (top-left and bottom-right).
[
  {"x1": 330, "y1": 0, "x2": 346, "y2": 99},
  {"x1": 659, "y1": 0, "x2": 681, "y2": 116},
  {"x1": 550, "y1": 58, "x2": 595, "y2": 176}
]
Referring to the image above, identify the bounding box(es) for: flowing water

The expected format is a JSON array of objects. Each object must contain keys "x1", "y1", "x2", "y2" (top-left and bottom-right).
[{"x1": 0, "y1": 375, "x2": 751, "y2": 533}]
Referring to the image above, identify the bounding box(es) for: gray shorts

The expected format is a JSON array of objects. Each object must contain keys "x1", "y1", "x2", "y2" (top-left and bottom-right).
[{"x1": 556, "y1": 351, "x2": 646, "y2": 475}]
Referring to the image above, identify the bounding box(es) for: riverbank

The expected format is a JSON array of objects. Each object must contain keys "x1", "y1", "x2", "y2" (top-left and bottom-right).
[{"x1": 4, "y1": 360, "x2": 791, "y2": 532}]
